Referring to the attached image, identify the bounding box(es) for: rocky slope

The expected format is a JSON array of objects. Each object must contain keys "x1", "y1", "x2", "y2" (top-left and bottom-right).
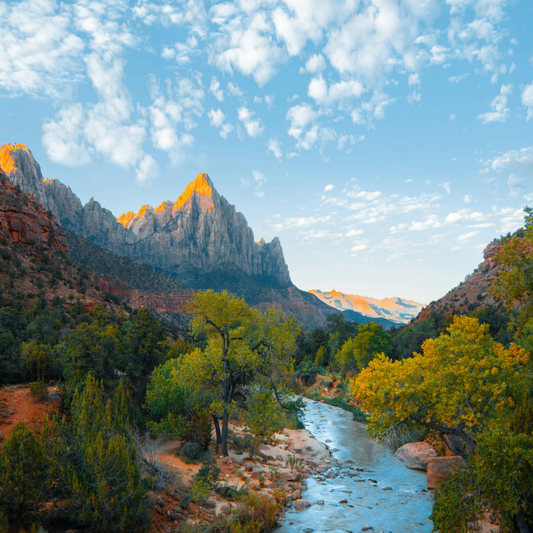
[
  {"x1": 5, "y1": 146, "x2": 335, "y2": 327},
  {"x1": 414, "y1": 239, "x2": 505, "y2": 322},
  {"x1": 309, "y1": 289, "x2": 425, "y2": 324}
]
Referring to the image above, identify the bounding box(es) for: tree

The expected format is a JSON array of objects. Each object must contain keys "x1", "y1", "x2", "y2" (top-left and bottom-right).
[
  {"x1": 61, "y1": 322, "x2": 120, "y2": 393},
  {"x1": 42, "y1": 375, "x2": 148, "y2": 532},
  {"x1": 336, "y1": 321, "x2": 390, "y2": 372},
  {"x1": 351, "y1": 316, "x2": 528, "y2": 454},
  {"x1": 0, "y1": 422, "x2": 50, "y2": 526},
  {"x1": 148, "y1": 290, "x2": 299, "y2": 456},
  {"x1": 121, "y1": 308, "x2": 166, "y2": 404}
]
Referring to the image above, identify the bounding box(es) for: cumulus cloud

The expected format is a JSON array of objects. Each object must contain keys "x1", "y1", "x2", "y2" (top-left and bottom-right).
[
  {"x1": 136, "y1": 154, "x2": 159, "y2": 184},
  {"x1": 43, "y1": 54, "x2": 149, "y2": 177},
  {"x1": 227, "y1": 81, "x2": 243, "y2": 96},
  {"x1": 208, "y1": 108, "x2": 234, "y2": 138},
  {"x1": 285, "y1": 215, "x2": 332, "y2": 228},
  {"x1": 478, "y1": 84, "x2": 512, "y2": 124},
  {"x1": 146, "y1": 74, "x2": 204, "y2": 164},
  {"x1": 266, "y1": 138, "x2": 282, "y2": 160},
  {"x1": 300, "y1": 54, "x2": 327, "y2": 75},
  {"x1": 208, "y1": 12, "x2": 287, "y2": 86},
  {"x1": 308, "y1": 76, "x2": 364, "y2": 108},
  {"x1": 345, "y1": 229, "x2": 364, "y2": 236},
  {"x1": 0, "y1": 0, "x2": 85, "y2": 97},
  {"x1": 521, "y1": 82, "x2": 533, "y2": 121},
  {"x1": 286, "y1": 103, "x2": 318, "y2": 140},
  {"x1": 237, "y1": 106, "x2": 265, "y2": 138},
  {"x1": 325, "y1": 184, "x2": 335, "y2": 191},
  {"x1": 209, "y1": 76, "x2": 224, "y2": 101},
  {"x1": 483, "y1": 145, "x2": 533, "y2": 171}
]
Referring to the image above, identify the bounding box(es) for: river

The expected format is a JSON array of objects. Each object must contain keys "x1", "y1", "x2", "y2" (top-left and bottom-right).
[{"x1": 276, "y1": 399, "x2": 434, "y2": 533}]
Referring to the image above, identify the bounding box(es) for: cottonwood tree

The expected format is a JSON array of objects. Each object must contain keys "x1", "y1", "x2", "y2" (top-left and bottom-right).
[
  {"x1": 148, "y1": 290, "x2": 299, "y2": 455},
  {"x1": 353, "y1": 315, "x2": 533, "y2": 532}
]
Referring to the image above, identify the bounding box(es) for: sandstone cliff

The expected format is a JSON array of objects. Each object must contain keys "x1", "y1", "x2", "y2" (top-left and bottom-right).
[
  {"x1": 309, "y1": 289, "x2": 425, "y2": 324},
  {"x1": 414, "y1": 239, "x2": 505, "y2": 322},
  {"x1": 6, "y1": 146, "x2": 335, "y2": 328}
]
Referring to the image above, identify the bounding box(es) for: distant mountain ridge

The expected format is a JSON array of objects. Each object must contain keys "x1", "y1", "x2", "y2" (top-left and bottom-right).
[
  {"x1": 6, "y1": 147, "x2": 336, "y2": 327},
  {"x1": 309, "y1": 289, "x2": 425, "y2": 324}
]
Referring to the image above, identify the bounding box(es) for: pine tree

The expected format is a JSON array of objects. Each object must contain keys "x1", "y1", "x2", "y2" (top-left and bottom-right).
[
  {"x1": 42, "y1": 375, "x2": 148, "y2": 532},
  {"x1": 0, "y1": 422, "x2": 49, "y2": 525}
]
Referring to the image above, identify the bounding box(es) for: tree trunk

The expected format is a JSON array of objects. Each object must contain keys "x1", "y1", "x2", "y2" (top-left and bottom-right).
[
  {"x1": 221, "y1": 409, "x2": 230, "y2": 456},
  {"x1": 212, "y1": 415, "x2": 222, "y2": 455},
  {"x1": 516, "y1": 511, "x2": 530, "y2": 533}
]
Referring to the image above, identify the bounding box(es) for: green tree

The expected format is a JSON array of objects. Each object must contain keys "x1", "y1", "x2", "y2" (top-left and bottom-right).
[
  {"x1": 42, "y1": 375, "x2": 147, "y2": 532},
  {"x1": 61, "y1": 322, "x2": 119, "y2": 392},
  {"x1": 336, "y1": 321, "x2": 390, "y2": 372},
  {"x1": 0, "y1": 422, "x2": 50, "y2": 526},
  {"x1": 121, "y1": 308, "x2": 166, "y2": 404},
  {"x1": 147, "y1": 290, "x2": 298, "y2": 456},
  {"x1": 244, "y1": 389, "x2": 284, "y2": 440},
  {"x1": 21, "y1": 341, "x2": 54, "y2": 381}
]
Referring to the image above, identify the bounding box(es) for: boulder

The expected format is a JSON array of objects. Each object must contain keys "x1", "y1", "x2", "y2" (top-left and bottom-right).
[
  {"x1": 394, "y1": 442, "x2": 438, "y2": 471},
  {"x1": 294, "y1": 500, "x2": 311, "y2": 510},
  {"x1": 426, "y1": 456, "x2": 466, "y2": 489}
]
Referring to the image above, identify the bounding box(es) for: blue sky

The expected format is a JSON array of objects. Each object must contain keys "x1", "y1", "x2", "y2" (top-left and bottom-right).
[{"x1": 1, "y1": 0, "x2": 533, "y2": 303}]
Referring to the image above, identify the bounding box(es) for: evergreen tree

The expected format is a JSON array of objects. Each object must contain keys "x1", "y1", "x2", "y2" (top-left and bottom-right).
[
  {"x1": 42, "y1": 375, "x2": 148, "y2": 532},
  {"x1": 0, "y1": 422, "x2": 50, "y2": 526}
]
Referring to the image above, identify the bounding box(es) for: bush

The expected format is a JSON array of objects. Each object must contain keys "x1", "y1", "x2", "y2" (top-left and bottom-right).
[
  {"x1": 180, "y1": 442, "x2": 204, "y2": 463},
  {"x1": 29, "y1": 380, "x2": 48, "y2": 402},
  {"x1": 191, "y1": 455, "x2": 220, "y2": 502},
  {"x1": 229, "y1": 492, "x2": 280, "y2": 533},
  {"x1": 0, "y1": 422, "x2": 50, "y2": 526}
]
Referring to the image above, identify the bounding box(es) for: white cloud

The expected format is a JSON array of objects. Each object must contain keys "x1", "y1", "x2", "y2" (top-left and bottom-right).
[
  {"x1": 300, "y1": 54, "x2": 327, "y2": 75},
  {"x1": 351, "y1": 244, "x2": 368, "y2": 252},
  {"x1": 478, "y1": 84, "x2": 513, "y2": 124},
  {"x1": 285, "y1": 215, "x2": 332, "y2": 228},
  {"x1": 265, "y1": 94, "x2": 275, "y2": 107},
  {"x1": 209, "y1": 76, "x2": 224, "y2": 101},
  {"x1": 450, "y1": 113, "x2": 457, "y2": 121},
  {"x1": 0, "y1": 0, "x2": 85, "y2": 97},
  {"x1": 266, "y1": 138, "x2": 283, "y2": 161},
  {"x1": 208, "y1": 12, "x2": 287, "y2": 86},
  {"x1": 43, "y1": 53, "x2": 149, "y2": 178},
  {"x1": 146, "y1": 73, "x2": 204, "y2": 164},
  {"x1": 448, "y1": 74, "x2": 468, "y2": 83},
  {"x1": 42, "y1": 103, "x2": 91, "y2": 166},
  {"x1": 286, "y1": 103, "x2": 317, "y2": 140},
  {"x1": 253, "y1": 169, "x2": 267, "y2": 186},
  {"x1": 227, "y1": 81, "x2": 243, "y2": 96},
  {"x1": 338, "y1": 134, "x2": 365, "y2": 151},
  {"x1": 208, "y1": 108, "x2": 225, "y2": 128},
  {"x1": 345, "y1": 229, "x2": 364, "y2": 236},
  {"x1": 325, "y1": 184, "x2": 335, "y2": 191},
  {"x1": 439, "y1": 182, "x2": 451, "y2": 194},
  {"x1": 464, "y1": 194, "x2": 472, "y2": 204},
  {"x1": 255, "y1": 191, "x2": 265, "y2": 198},
  {"x1": 207, "y1": 108, "x2": 234, "y2": 139},
  {"x1": 136, "y1": 154, "x2": 159, "y2": 184},
  {"x1": 483, "y1": 145, "x2": 533, "y2": 171},
  {"x1": 308, "y1": 76, "x2": 365, "y2": 108},
  {"x1": 237, "y1": 106, "x2": 265, "y2": 138},
  {"x1": 521, "y1": 82, "x2": 533, "y2": 121},
  {"x1": 458, "y1": 231, "x2": 479, "y2": 242}
]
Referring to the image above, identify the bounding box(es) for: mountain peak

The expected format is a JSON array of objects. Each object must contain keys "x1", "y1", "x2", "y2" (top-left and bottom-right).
[{"x1": 174, "y1": 172, "x2": 214, "y2": 211}]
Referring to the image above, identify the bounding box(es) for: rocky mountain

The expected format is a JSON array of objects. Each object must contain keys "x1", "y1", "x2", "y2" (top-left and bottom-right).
[
  {"x1": 414, "y1": 239, "x2": 505, "y2": 322},
  {"x1": 5, "y1": 146, "x2": 336, "y2": 327},
  {"x1": 309, "y1": 289, "x2": 425, "y2": 324}
]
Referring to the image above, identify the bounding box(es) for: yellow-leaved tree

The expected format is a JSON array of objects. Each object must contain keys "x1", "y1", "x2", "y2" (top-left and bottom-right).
[
  {"x1": 351, "y1": 315, "x2": 528, "y2": 454},
  {"x1": 146, "y1": 290, "x2": 299, "y2": 455},
  {"x1": 0, "y1": 143, "x2": 29, "y2": 173}
]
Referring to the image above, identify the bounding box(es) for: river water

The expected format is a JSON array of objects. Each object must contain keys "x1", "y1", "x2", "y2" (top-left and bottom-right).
[{"x1": 276, "y1": 400, "x2": 434, "y2": 533}]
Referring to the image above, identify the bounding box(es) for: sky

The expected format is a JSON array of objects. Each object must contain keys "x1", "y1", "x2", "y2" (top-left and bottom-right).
[{"x1": 1, "y1": 0, "x2": 533, "y2": 304}]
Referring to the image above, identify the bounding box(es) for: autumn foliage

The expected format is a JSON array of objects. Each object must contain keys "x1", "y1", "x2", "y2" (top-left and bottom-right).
[{"x1": 0, "y1": 143, "x2": 29, "y2": 173}]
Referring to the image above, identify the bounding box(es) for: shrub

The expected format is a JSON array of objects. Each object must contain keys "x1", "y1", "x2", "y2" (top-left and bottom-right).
[
  {"x1": 229, "y1": 492, "x2": 280, "y2": 533},
  {"x1": 0, "y1": 422, "x2": 50, "y2": 525},
  {"x1": 29, "y1": 380, "x2": 48, "y2": 402},
  {"x1": 180, "y1": 442, "x2": 204, "y2": 463},
  {"x1": 191, "y1": 455, "x2": 220, "y2": 502}
]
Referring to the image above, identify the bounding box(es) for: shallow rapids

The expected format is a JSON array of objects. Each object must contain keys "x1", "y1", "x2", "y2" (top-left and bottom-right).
[{"x1": 276, "y1": 399, "x2": 434, "y2": 533}]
